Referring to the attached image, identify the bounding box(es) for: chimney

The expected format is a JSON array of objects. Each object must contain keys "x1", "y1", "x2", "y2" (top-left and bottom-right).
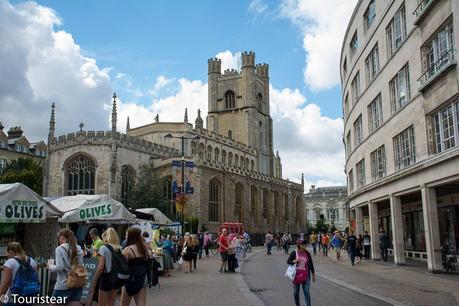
[{"x1": 7, "y1": 126, "x2": 23, "y2": 139}]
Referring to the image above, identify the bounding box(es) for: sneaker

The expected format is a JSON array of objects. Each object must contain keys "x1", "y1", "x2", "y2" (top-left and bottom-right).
[{"x1": 219, "y1": 268, "x2": 223, "y2": 273}]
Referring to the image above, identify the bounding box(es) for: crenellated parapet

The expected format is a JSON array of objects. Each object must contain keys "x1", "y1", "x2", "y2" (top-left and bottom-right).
[
  {"x1": 193, "y1": 127, "x2": 257, "y2": 155},
  {"x1": 241, "y1": 51, "x2": 255, "y2": 68},
  {"x1": 50, "y1": 130, "x2": 179, "y2": 157},
  {"x1": 208, "y1": 58, "x2": 222, "y2": 74},
  {"x1": 256, "y1": 63, "x2": 269, "y2": 78}
]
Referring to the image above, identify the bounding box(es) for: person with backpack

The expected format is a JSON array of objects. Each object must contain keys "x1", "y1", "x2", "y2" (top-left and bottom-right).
[
  {"x1": 91, "y1": 228, "x2": 128, "y2": 306},
  {"x1": 287, "y1": 239, "x2": 316, "y2": 306},
  {"x1": 48, "y1": 228, "x2": 84, "y2": 306},
  {"x1": 0, "y1": 242, "x2": 39, "y2": 304},
  {"x1": 121, "y1": 227, "x2": 148, "y2": 306}
]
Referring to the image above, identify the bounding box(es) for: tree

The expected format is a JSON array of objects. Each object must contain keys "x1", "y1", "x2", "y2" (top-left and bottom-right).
[
  {"x1": 315, "y1": 213, "x2": 330, "y2": 233},
  {"x1": 0, "y1": 158, "x2": 43, "y2": 194},
  {"x1": 128, "y1": 163, "x2": 171, "y2": 218}
]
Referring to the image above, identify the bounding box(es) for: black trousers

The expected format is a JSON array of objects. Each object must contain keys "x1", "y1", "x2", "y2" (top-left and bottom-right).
[{"x1": 364, "y1": 245, "x2": 370, "y2": 259}]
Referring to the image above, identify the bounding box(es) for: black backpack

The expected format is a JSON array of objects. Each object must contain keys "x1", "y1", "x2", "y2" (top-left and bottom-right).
[
  {"x1": 146, "y1": 257, "x2": 160, "y2": 289},
  {"x1": 105, "y1": 245, "x2": 130, "y2": 287}
]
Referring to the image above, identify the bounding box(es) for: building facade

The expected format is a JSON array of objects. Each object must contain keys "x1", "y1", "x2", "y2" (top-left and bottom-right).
[
  {"x1": 304, "y1": 185, "x2": 348, "y2": 232},
  {"x1": 0, "y1": 123, "x2": 47, "y2": 171},
  {"x1": 44, "y1": 52, "x2": 305, "y2": 235},
  {"x1": 341, "y1": 0, "x2": 459, "y2": 272}
]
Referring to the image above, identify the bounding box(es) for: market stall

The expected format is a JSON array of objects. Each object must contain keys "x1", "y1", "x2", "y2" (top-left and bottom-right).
[{"x1": 0, "y1": 183, "x2": 63, "y2": 295}]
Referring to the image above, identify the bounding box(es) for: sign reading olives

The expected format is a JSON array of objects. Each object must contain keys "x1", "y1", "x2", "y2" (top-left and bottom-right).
[
  {"x1": 78, "y1": 203, "x2": 112, "y2": 220},
  {"x1": 0, "y1": 200, "x2": 45, "y2": 222}
]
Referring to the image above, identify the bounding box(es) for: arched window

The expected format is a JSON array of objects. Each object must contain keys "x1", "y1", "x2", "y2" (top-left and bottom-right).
[
  {"x1": 121, "y1": 165, "x2": 136, "y2": 205},
  {"x1": 251, "y1": 160, "x2": 255, "y2": 171},
  {"x1": 191, "y1": 141, "x2": 197, "y2": 155},
  {"x1": 263, "y1": 189, "x2": 269, "y2": 222},
  {"x1": 235, "y1": 183, "x2": 244, "y2": 222},
  {"x1": 214, "y1": 148, "x2": 220, "y2": 162},
  {"x1": 240, "y1": 157, "x2": 244, "y2": 168},
  {"x1": 206, "y1": 145, "x2": 212, "y2": 161},
  {"x1": 245, "y1": 158, "x2": 250, "y2": 170},
  {"x1": 234, "y1": 154, "x2": 239, "y2": 167},
  {"x1": 314, "y1": 207, "x2": 322, "y2": 221},
  {"x1": 327, "y1": 206, "x2": 339, "y2": 221},
  {"x1": 209, "y1": 179, "x2": 220, "y2": 222},
  {"x1": 257, "y1": 93, "x2": 263, "y2": 111},
  {"x1": 198, "y1": 143, "x2": 205, "y2": 160},
  {"x1": 225, "y1": 90, "x2": 235, "y2": 109},
  {"x1": 65, "y1": 154, "x2": 96, "y2": 195},
  {"x1": 251, "y1": 186, "x2": 258, "y2": 224},
  {"x1": 273, "y1": 192, "x2": 279, "y2": 216},
  {"x1": 222, "y1": 150, "x2": 227, "y2": 165},
  {"x1": 228, "y1": 152, "x2": 233, "y2": 166},
  {"x1": 228, "y1": 130, "x2": 232, "y2": 139},
  {"x1": 284, "y1": 193, "x2": 289, "y2": 220}
]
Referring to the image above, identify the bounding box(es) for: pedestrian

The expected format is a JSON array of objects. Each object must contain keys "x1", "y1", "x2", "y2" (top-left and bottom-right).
[
  {"x1": 227, "y1": 233, "x2": 237, "y2": 272},
  {"x1": 203, "y1": 232, "x2": 211, "y2": 257},
  {"x1": 0, "y1": 242, "x2": 39, "y2": 302},
  {"x1": 317, "y1": 231, "x2": 323, "y2": 252},
  {"x1": 265, "y1": 231, "x2": 274, "y2": 255},
  {"x1": 176, "y1": 235, "x2": 184, "y2": 263},
  {"x1": 321, "y1": 233, "x2": 329, "y2": 256},
  {"x1": 181, "y1": 233, "x2": 193, "y2": 273},
  {"x1": 86, "y1": 228, "x2": 104, "y2": 258},
  {"x1": 363, "y1": 231, "x2": 371, "y2": 260},
  {"x1": 379, "y1": 230, "x2": 389, "y2": 262},
  {"x1": 191, "y1": 235, "x2": 200, "y2": 271},
  {"x1": 287, "y1": 239, "x2": 316, "y2": 306},
  {"x1": 331, "y1": 231, "x2": 342, "y2": 260},
  {"x1": 157, "y1": 235, "x2": 173, "y2": 276},
  {"x1": 309, "y1": 231, "x2": 318, "y2": 255},
  {"x1": 121, "y1": 227, "x2": 148, "y2": 306},
  {"x1": 218, "y1": 228, "x2": 229, "y2": 273},
  {"x1": 197, "y1": 230, "x2": 204, "y2": 259},
  {"x1": 356, "y1": 234, "x2": 363, "y2": 264},
  {"x1": 48, "y1": 228, "x2": 84, "y2": 305},
  {"x1": 91, "y1": 228, "x2": 124, "y2": 306},
  {"x1": 142, "y1": 232, "x2": 152, "y2": 253},
  {"x1": 234, "y1": 233, "x2": 244, "y2": 262},
  {"x1": 282, "y1": 232, "x2": 291, "y2": 255},
  {"x1": 346, "y1": 230, "x2": 357, "y2": 266}
]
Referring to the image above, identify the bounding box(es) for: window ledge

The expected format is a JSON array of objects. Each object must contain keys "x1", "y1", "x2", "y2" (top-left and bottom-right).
[
  {"x1": 418, "y1": 51, "x2": 456, "y2": 92},
  {"x1": 413, "y1": 0, "x2": 437, "y2": 26}
]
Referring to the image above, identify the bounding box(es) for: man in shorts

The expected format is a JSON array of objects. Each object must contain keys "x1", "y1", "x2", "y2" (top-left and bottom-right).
[{"x1": 218, "y1": 228, "x2": 229, "y2": 273}]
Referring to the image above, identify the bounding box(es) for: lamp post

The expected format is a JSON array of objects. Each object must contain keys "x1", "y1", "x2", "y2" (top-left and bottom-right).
[{"x1": 164, "y1": 133, "x2": 200, "y2": 234}]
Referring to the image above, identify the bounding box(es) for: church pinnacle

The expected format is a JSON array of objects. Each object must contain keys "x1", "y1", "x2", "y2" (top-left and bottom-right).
[
  {"x1": 111, "y1": 93, "x2": 117, "y2": 133},
  {"x1": 126, "y1": 116, "x2": 130, "y2": 132},
  {"x1": 184, "y1": 108, "x2": 188, "y2": 123},
  {"x1": 195, "y1": 109, "x2": 203, "y2": 129},
  {"x1": 48, "y1": 102, "x2": 56, "y2": 144}
]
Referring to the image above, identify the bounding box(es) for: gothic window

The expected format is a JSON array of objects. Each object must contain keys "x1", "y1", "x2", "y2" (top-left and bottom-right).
[
  {"x1": 121, "y1": 165, "x2": 136, "y2": 205},
  {"x1": 284, "y1": 193, "x2": 289, "y2": 220},
  {"x1": 250, "y1": 186, "x2": 258, "y2": 224},
  {"x1": 225, "y1": 91, "x2": 235, "y2": 109},
  {"x1": 251, "y1": 160, "x2": 255, "y2": 171},
  {"x1": 221, "y1": 150, "x2": 227, "y2": 165},
  {"x1": 228, "y1": 152, "x2": 233, "y2": 166},
  {"x1": 206, "y1": 145, "x2": 212, "y2": 161},
  {"x1": 65, "y1": 154, "x2": 96, "y2": 195},
  {"x1": 209, "y1": 179, "x2": 220, "y2": 222},
  {"x1": 234, "y1": 154, "x2": 239, "y2": 167},
  {"x1": 262, "y1": 189, "x2": 269, "y2": 222},
  {"x1": 245, "y1": 158, "x2": 249, "y2": 170},
  {"x1": 198, "y1": 143, "x2": 205, "y2": 159},
  {"x1": 257, "y1": 93, "x2": 263, "y2": 112},
  {"x1": 214, "y1": 148, "x2": 220, "y2": 162},
  {"x1": 235, "y1": 183, "x2": 244, "y2": 222},
  {"x1": 191, "y1": 141, "x2": 197, "y2": 155},
  {"x1": 314, "y1": 208, "x2": 322, "y2": 220}
]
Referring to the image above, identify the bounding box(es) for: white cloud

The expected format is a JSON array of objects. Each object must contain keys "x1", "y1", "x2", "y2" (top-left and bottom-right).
[
  {"x1": 248, "y1": 0, "x2": 268, "y2": 15},
  {"x1": 215, "y1": 50, "x2": 241, "y2": 72},
  {"x1": 279, "y1": 0, "x2": 358, "y2": 91},
  {"x1": 0, "y1": 0, "x2": 112, "y2": 140}
]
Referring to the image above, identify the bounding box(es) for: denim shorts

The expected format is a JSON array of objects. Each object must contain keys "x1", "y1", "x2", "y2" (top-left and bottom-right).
[{"x1": 52, "y1": 287, "x2": 83, "y2": 302}]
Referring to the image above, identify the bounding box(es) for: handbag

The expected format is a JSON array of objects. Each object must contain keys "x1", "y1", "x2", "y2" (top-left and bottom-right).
[
  {"x1": 65, "y1": 246, "x2": 87, "y2": 289},
  {"x1": 285, "y1": 264, "x2": 296, "y2": 280}
]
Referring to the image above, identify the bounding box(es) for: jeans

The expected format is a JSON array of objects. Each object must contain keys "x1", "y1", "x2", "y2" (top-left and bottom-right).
[
  {"x1": 380, "y1": 247, "x2": 388, "y2": 261},
  {"x1": 204, "y1": 245, "x2": 209, "y2": 256},
  {"x1": 322, "y1": 244, "x2": 328, "y2": 256},
  {"x1": 312, "y1": 243, "x2": 317, "y2": 255},
  {"x1": 293, "y1": 278, "x2": 311, "y2": 306},
  {"x1": 267, "y1": 243, "x2": 272, "y2": 254},
  {"x1": 198, "y1": 245, "x2": 203, "y2": 259},
  {"x1": 364, "y1": 245, "x2": 370, "y2": 259},
  {"x1": 349, "y1": 247, "x2": 356, "y2": 265}
]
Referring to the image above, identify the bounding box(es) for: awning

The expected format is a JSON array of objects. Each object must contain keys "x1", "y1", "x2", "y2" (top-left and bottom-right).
[
  {"x1": 49, "y1": 194, "x2": 136, "y2": 223},
  {"x1": 0, "y1": 183, "x2": 62, "y2": 223},
  {"x1": 135, "y1": 208, "x2": 172, "y2": 225}
]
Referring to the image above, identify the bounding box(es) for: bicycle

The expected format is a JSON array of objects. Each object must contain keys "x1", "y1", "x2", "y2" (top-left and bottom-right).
[
  {"x1": 210, "y1": 238, "x2": 219, "y2": 256},
  {"x1": 442, "y1": 243, "x2": 457, "y2": 274}
]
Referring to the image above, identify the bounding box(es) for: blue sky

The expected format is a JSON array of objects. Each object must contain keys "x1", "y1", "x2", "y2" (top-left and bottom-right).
[
  {"x1": 27, "y1": 0, "x2": 342, "y2": 118},
  {"x1": 2, "y1": 0, "x2": 357, "y2": 186}
]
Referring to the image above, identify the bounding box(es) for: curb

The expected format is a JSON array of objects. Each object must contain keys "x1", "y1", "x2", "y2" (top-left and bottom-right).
[
  {"x1": 316, "y1": 272, "x2": 405, "y2": 306},
  {"x1": 235, "y1": 248, "x2": 266, "y2": 306}
]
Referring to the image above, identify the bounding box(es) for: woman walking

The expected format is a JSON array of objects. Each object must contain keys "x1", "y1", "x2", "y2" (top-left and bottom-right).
[
  {"x1": 157, "y1": 235, "x2": 174, "y2": 276},
  {"x1": 331, "y1": 231, "x2": 342, "y2": 260},
  {"x1": 181, "y1": 233, "x2": 193, "y2": 273},
  {"x1": 91, "y1": 228, "x2": 123, "y2": 306},
  {"x1": 287, "y1": 239, "x2": 316, "y2": 306},
  {"x1": 121, "y1": 227, "x2": 148, "y2": 306},
  {"x1": 48, "y1": 228, "x2": 84, "y2": 306},
  {"x1": 191, "y1": 235, "x2": 200, "y2": 271}
]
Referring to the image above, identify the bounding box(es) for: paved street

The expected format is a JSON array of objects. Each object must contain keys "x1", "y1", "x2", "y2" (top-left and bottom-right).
[{"x1": 241, "y1": 249, "x2": 389, "y2": 306}]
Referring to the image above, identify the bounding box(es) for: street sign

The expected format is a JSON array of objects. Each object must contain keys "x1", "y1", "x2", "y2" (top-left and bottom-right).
[{"x1": 172, "y1": 160, "x2": 194, "y2": 168}]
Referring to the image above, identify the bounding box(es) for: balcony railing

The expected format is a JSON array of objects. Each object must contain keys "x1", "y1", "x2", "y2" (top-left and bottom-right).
[
  {"x1": 413, "y1": 0, "x2": 437, "y2": 25},
  {"x1": 418, "y1": 49, "x2": 456, "y2": 91}
]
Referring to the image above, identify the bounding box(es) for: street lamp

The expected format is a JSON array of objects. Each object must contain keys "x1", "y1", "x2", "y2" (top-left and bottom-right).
[{"x1": 164, "y1": 133, "x2": 200, "y2": 234}]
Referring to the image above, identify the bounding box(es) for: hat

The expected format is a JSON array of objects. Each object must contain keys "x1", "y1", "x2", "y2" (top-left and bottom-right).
[
  {"x1": 185, "y1": 232, "x2": 191, "y2": 236},
  {"x1": 296, "y1": 239, "x2": 307, "y2": 245}
]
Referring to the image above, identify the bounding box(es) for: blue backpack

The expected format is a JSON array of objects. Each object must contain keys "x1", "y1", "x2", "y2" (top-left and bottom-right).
[{"x1": 11, "y1": 257, "x2": 40, "y2": 297}]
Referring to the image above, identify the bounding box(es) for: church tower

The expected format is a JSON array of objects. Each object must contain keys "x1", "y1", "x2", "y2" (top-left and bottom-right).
[{"x1": 206, "y1": 51, "x2": 274, "y2": 175}]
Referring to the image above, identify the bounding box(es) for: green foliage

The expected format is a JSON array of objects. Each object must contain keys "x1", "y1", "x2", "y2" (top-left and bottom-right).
[
  {"x1": 184, "y1": 217, "x2": 199, "y2": 234},
  {"x1": 160, "y1": 227, "x2": 175, "y2": 237},
  {"x1": 128, "y1": 163, "x2": 171, "y2": 218},
  {"x1": 306, "y1": 224, "x2": 315, "y2": 235},
  {"x1": 0, "y1": 158, "x2": 43, "y2": 195},
  {"x1": 315, "y1": 214, "x2": 330, "y2": 233}
]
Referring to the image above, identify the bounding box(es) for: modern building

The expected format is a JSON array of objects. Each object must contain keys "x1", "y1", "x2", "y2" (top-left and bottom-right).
[
  {"x1": 341, "y1": 0, "x2": 459, "y2": 272},
  {"x1": 0, "y1": 123, "x2": 47, "y2": 171},
  {"x1": 43, "y1": 51, "x2": 305, "y2": 235},
  {"x1": 304, "y1": 185, "x2": 349, "y2": 232}
]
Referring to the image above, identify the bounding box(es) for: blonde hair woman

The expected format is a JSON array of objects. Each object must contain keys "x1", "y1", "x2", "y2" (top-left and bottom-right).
[
  {"x1": 191, "y1": 235, "x2": 200, "y2": 271},
  {"x1": 91, "y1": 228, "x2": 123, "y2": 306},
  {"x1": 181, "y1": 234, "x2": 193, "y2": 273}
]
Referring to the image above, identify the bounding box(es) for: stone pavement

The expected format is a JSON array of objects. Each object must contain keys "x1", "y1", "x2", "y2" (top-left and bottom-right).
[{"x1": 311, "y1": 247, "x2": 459, "y2": 306}]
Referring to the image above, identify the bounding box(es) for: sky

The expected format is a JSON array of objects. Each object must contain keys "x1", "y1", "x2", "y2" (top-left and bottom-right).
[{"x1": 0, "y1": 0, "x2": 358, "y2": 189}]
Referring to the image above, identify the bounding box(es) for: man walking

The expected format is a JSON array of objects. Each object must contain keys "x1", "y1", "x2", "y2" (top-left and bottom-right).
[
  {"x1": 197, "y1": 230, "x2": 204, "y2": 259},
  {"x1": 363, "y1": 231, "x2": 371, "y2": 259},
  {"x1": 265, "y1": 231, "x2": 274, "y2": 255},
  {"x1": 317, "y1": 231, "x2": 323, "y2": 252},
  {"x1": 282, "y1": 232, "x2": 291, "y2": 254},
  {"x1": 218, "y1": 228, "x2": 229, "y2": 272},
  {"x1": 379, "y1": 229, "x2": 389, "y2": 262},
  {"x1": 347, "y1": 230, "x2": 357, "y2": 266},
  {"x1": 309, "y1": 231, "x2": 318, "y2": 255},
  {"x1": 321, "y1": 233, "x2": 329, "y2": 256}
]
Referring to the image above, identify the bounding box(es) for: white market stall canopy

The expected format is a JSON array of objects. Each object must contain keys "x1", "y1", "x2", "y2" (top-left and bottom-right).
[
  {"x1": 136, "y1": 208, "x2": 172, "y2": 225},
  {"x1": 0, "y1": 183, "x2": 62, "y2": 223},
  {"x1": 50, "y1": 194, "x2": 136, "y2": 223}
]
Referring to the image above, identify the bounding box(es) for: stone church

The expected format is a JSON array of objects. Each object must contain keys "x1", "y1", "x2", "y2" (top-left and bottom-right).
[{"x1": 43, "y1": 51, "x2": 305, "y2": 234}]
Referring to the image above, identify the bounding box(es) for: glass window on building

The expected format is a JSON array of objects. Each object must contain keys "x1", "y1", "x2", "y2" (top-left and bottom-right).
[
  {"x1": 386, "y1": 3, "x2": 406, "y2": 56},
  {"x1": 403, "y1": 211, "x2": 426, "y2": 252},
  {"x1": 393, "y1": 125, "x2": 416, "y2": 171},
  {"x1": 351, "y1": 72, "x2": 361, "y2": 105},
  {"x1": 438, "y1": 206, "x2": 459, "y2": 254},
  {"x1": 365, "y1": 43, "x2": 380, "y2": 84},
  {"x1": 356, "y1": 159, "x2": 366, "y2": 189},
  {"x1": 433, "y1": 101, "x2": 459, "y2": 153},
  {"x1": 389, "y1": 63, "x2": 411, "y2": 113},
  {"x1": 350, "y1": 31, "x2": 359, "y2": 59},
  {"x1": 364, "y1": 0, "x2": 376, "y2": 31},
  {"x1": 353, "y1": 114, "x2": 363, "y2": 147},
  {"x1": 346, "y1": 131, "x2": 352, "y2": 157},
  {"x1": 368, "y1": 93, "x2": 383, "y2": 132},
  {"x1": 370, "y1": 145, "x2": 386, "y2": 181},
  {"x1": 348, "y1": 169, "x2": 354, "y2": 192}
]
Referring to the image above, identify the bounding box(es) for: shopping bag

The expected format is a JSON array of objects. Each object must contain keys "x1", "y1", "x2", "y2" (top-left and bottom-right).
[{"x1": 285, "y1": 265, "x2": 296, "y2": 280}]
